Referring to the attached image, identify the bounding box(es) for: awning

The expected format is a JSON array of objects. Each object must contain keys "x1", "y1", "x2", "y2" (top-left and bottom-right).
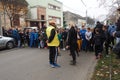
[{"x1": 25, "y1": 19, "x2": 47, "y2": 22}]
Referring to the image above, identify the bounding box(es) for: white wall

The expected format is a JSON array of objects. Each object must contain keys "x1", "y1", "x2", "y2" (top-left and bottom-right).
[
  {"x1": 30, "y1": 8, "x2": 37, "y2": 19},
  {"x1": 78, "y1": 19, "x2": 86, "y2": 28},
  {"x1": 26, "y1": 0, "x2": 63, "y2": 27}
]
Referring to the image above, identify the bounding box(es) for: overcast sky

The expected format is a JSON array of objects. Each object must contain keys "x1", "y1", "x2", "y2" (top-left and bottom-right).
[{"x1": 58, "y1": 0, "x2": 111, "y2": 21}]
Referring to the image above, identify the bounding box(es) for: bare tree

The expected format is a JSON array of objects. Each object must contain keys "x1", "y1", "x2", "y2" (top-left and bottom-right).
[
  {"x1": 98, "y1": 0, "x2": 120, "y2": 7},
  {"x1": 0, "y1": 0, "x2": 28, "y2": 27},
  {"x1": 97, "y1": 0, "x2": 107, "y2": 7},
  {"x1": 98, "y1": 0, "x2": 120, "y2": 22}
]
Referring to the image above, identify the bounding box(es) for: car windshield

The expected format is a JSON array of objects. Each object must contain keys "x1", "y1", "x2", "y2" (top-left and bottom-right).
[{"x1": 23, "y1": 27, "x2": 38, "y2": 32}]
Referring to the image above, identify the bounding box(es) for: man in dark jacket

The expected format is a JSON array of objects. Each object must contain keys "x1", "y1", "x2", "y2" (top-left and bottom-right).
[
  {"x1": 94, "y1": 21, "x2": 105, "y2": 51},
  {"x1": 94, "y1": 21, "x2": 103, "y2": 32},
  {"x1": 93, "y1": 28, "x2": 104, "y2": 59},
  {"x1": 66, "y1": 23, "x2": 77, "y2": 65}
]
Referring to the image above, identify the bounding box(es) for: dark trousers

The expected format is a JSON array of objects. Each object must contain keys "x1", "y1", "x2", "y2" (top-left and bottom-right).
[
  {"x1": 30, "y1": 39, "x2": 34, "y2": 47},
  {"x1": 86, "y1": 40, "x2": 91, "y2": 52},
  {"x1": 60, "y1": 41, "x2": 63, "y2": 49},
  {"x1": 117, "y1": 52, "x2": 120, "y2": 58},
  {"x1": 34, "y1": 40, "x2": 38, "y2": 47},
  {"x1": 105, "y1": 43, "x2": 109, "y2": 55},
  {"x1": 26, "y1": 38, "x2": 30, "y2": 46},
  {"x1": 20, "y1": 39, "x2": 24, "y2": 47},
  {"x1": 70, "y1": 46, "x2": 76, "y2": 62},
  {"x1": 110, "y1": 36, "x2": 115, "y2": 45},
  {"x1": 49, "y1": 46, "x2": 58, "y2": 64},
  {"x1": 95, "y1": 45, "x2": 102, "y2": 57}
]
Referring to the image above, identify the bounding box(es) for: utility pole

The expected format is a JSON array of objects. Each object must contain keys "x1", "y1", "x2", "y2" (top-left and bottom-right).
[
  {"x1": 86, "y1": 10, "x2": 87, "y2": 27},
  {"x1": 81, "y1": 0, "x2": 87, "y2": 26}
]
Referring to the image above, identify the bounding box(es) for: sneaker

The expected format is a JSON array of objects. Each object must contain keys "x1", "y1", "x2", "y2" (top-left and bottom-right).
[
  {"x1": 38, "y1": 46, "x2": 40, "y2": 48},
  {"x1": 50, "y1": 64, "x2": 56, "y2": 68},
  {"x1": 49, "y1": 62, "x2": 56, "y2": 68},
  {"x1": 53, "y1": 63, "x2": 61, "y2": 67}
]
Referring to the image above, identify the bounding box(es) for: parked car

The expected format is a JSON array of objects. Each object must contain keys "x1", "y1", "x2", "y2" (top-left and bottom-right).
[
  {"x1": 23, "y1": 27, "x2": 38, "y2": 32},
  {"x1": 0, "y1": 36, "x2": 15, "y2": 49}
]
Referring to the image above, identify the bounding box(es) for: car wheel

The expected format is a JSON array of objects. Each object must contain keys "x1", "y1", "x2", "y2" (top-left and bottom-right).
[{"x1": 6, "y1": 42, "x2": 14, "y2": 49}]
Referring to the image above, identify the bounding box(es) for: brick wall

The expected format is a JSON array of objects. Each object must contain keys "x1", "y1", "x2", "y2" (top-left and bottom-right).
[{"x1": 37, "y1": 7, "x2": 46, "y2": 20}]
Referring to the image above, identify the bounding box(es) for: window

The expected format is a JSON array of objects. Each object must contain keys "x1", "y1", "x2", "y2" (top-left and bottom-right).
[
  {"x1": 48, "y1": 4, "x2": 61, "y2": 11},
  {"x1": 56, "y1": 7, "x2": 60, "y2": 10},
  {"x1": 41, "y1": 15, "x2": 45, "y2": 20}
]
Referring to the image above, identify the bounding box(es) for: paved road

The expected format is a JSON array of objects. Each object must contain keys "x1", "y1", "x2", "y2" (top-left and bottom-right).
[{"x1": 0, "y1": 48, "x2": 97, "y2": 80}]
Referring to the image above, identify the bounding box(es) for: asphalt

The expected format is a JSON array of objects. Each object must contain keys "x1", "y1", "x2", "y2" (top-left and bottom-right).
[{"x1": 0, "y1": 48, "x2": 97, "y2": 80}]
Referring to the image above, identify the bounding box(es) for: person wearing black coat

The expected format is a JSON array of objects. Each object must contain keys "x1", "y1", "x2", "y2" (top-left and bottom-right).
[
  {"x1": 94, "y1": 21, "x2": 105, "y2": 52},
  {"x1": 102, "y1": 25, "x2": 111, "y2": 56},
  {"x1": 93, "y1": 28, "x2": 104, "y2": 59},
  {"x1": 66, "y1": 25, "x2": 77, "y2": 65},
  {"x1": 94, "y1": 21, "x2": 103, "y2": 34}
]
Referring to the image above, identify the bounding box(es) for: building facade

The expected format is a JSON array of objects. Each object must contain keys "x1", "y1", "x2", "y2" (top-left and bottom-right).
[
  {"x1": 26, "y1": 0, "x2": 63, "y2": 28},
  {"x1": 26, "y1": 5, "x2": 46, "y2": 29},
  {"x1": 63, "y1": 11, "x2": 86, "y2": 28},
  {"x1": 0, "y1": 1, "x2": 28, "y2": 29}
]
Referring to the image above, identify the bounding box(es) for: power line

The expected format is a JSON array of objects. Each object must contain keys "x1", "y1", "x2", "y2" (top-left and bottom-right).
[
  {"x1": 81, "y1": 0, "x2": 87, "y2": 7},
  {"x1": 63, "y1": 4, "x2": 86, "y2": 15}
]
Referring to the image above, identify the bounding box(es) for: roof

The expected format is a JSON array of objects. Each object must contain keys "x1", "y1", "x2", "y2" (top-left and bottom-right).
[
  {"x1": 63, "y1": 11, "x2": 85, "y2": 20},
  {"x1": 54, "y1": 0, "x2": 63, "y2": 4}
]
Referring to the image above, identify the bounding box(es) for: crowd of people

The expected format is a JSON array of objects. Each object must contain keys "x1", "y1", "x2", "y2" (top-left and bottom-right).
[
  {"x1": 2, "y1": 27, "x2": 49, "y2": 48},
  {"x1": 2, "y1": 19, "x2": 120, "y2": 67}
]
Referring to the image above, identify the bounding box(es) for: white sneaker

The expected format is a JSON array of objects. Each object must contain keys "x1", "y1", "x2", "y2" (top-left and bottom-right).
[
  {"x1": 50, "y1": 64, "x2": 55, "y2": 68},
  {"x1": 38, "y1": 46, "x2": 40, "y2": 48}
]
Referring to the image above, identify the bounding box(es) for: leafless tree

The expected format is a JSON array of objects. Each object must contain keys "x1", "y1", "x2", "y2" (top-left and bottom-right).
[
  {"x1": 0, "y1": 0, "x2": 28, "y2": 27},
  {"x1": 98, "y1": 0, "x2": 120, "y2": 23}
]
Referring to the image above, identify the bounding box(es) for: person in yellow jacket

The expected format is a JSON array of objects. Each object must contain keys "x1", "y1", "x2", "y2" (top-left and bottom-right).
[{"x1": 46, "y1": 20, "x2": 60, "y2": 68}]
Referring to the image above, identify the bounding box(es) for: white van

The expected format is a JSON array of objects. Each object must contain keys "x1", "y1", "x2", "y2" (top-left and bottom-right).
[{"x1": 23, "y1": 27, "x2": 38, "y2": 32}]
